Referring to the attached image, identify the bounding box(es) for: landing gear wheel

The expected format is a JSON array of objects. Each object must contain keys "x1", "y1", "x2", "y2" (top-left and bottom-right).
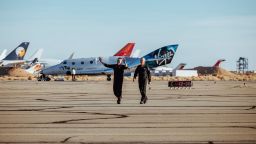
[
  {"x1": 107, "y1": 75, "x2": 111, "y2": 81},
  {"x1": 37, "y1": 74, "x2": 51, "y2": 81}
]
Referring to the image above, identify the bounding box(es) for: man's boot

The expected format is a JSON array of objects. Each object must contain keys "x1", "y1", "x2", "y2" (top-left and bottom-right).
[
  {"x1": 117, "y1": 97, "x2": 121, "y2": 104},
  {"x1": 143, "y1": 96, "x2": 148, "y2": 104},
  {"x1": 140, "y1": 97, "x2": 144, "y2": 104}
]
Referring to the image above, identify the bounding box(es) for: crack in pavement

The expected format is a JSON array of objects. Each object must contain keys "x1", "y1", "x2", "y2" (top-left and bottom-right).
[
  {"x1": 60, "y1": 136, "x2": 75, "y2": 143},
  {"x1": 35, "y1": 99, "x2": 50, "y2": 102},
  {"x1": 50, "y1": 111, "x2": 128, "y2": 124},
  {"x1": 245, "y1": 106, "x2": 256, "y2": 110},
  {"x1": 1, "y1": 126, "x2": 256, "y2": 130},
  {"x1": 0, "y1": 106, "x2": 129, "y2": 124}
]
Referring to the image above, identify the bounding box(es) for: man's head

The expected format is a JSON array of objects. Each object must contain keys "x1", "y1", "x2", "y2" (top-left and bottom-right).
[
  {"x1": 117, "y1": 57, "x2": 123, "y2": 65},
  {"x1": 140, "y1": 58, "x2": 146, "y2": 66}
]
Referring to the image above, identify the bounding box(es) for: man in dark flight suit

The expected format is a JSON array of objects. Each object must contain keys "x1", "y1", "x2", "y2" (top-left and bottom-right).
[
  {"x1": 99, "y1": 57, "x2": 128, "y2": 104},
  {"x1": 133, "y1": 58, "x2": 151, "y2": 104}
]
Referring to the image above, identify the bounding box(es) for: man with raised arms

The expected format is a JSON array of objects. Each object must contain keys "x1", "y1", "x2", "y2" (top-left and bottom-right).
[{"x1": 99, "y1": 57, "x2": 128, "y2": 104}]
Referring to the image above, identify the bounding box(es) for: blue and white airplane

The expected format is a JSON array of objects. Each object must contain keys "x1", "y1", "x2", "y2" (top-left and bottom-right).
[
  {"x1": 27, "y1": 43, "x2": 135, "y2": 76},
  {"x1": 40, "y1": 44, "x2": 178, "y2": 81}
]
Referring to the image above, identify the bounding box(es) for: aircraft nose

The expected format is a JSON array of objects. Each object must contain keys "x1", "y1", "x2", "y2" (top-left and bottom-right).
[
  {"x1": 40, "y1": 68, "x2": 49, "y2": 75},
  {"x1": 41, "y1": 66, "x2": 54, "y2": 75},
  {"x1": 40, "y1": 65, "x2": 61, "y2": 75}
]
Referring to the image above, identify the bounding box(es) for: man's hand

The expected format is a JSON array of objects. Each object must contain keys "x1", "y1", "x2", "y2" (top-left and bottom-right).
[
  {"x1": 148, "y1": 81, "x2": 151, "y2": 85},
  {"x1": 133, "y1": 78, "x2": 135, "y2": 82},
  {"x1": 98, "y1": 57, "x2": 102, "y2": 62},
  {"x1": 123, "y1": 58, "x2": 127, "y2": 65}
]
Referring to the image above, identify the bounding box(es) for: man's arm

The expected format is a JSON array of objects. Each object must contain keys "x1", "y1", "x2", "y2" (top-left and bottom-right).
[
  {"x1": 133, "y1": 66, "x2": 139, "y2": 82},
  {"x1": 122, "y1": 58, "x2": 128, "y2": 69},
  {"x1": 146, "y1": 66, "x2": 151, "y2": 83},
  {"x1": 99, "y1": 57, "x2": 115, "y2": 68}
]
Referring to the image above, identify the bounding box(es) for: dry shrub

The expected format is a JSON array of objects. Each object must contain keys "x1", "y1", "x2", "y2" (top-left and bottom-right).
[{"x1": 28, "y1": 76, "x2": 32, "y2": 80}]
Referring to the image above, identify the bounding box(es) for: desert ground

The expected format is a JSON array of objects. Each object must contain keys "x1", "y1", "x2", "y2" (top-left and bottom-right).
[{"x1": 0, "y1": 80, "x2": 255, "y2": 144}]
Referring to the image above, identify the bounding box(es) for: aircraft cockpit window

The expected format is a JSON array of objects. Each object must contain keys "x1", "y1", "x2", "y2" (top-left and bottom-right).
[
  {"x1": 90, "y1": 60, "x2": 93, "y2": 64},
  {"x1": 63, "y1": 61, "x2": 67, "y2": 64},
  {"x1": 81, "y1": 61, "x2": 84, "y2": 64},
  {"x1": 72, "y1": 62, "x2": 75, "y2": 65}
]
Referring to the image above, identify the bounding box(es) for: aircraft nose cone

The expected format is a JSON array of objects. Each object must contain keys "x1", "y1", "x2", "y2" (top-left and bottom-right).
[
  {"x1": 40, "y1": 69, "x2": 47, "y2": 75},
  {"x1": 40, "y1": 67, "x2": 51, "y2": 75},
  {"x1": 40, "y1": 64, "x2": 61, "y2": 75}
]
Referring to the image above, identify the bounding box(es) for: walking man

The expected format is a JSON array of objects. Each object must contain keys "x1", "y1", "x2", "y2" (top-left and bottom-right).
[
  {"x1": 99, "y1": 57, "x2": 128, "y2": 104},
  {"x1": 133, "y1": 58, "x2": 151, "y2": 104}
]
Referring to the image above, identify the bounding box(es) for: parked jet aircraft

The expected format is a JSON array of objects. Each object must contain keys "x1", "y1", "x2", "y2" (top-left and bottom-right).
[
  {"x1": 174, "y1": 59, "x2": 226, "y2": 76},
  {"x1": 193, "y1": 59, "x2": 226, "y2": 75},
  {"x1": 0, "y1": 42, "x2": 30, "y2": 67},
  {"x1": 152, "y1": 63, "x2": 186, "y2": 73},
  {"x1": 39, "y1": 43, "x2": 135, "y2": 68},
  {"x1": 213, "y1": 59, "x2": 226, "y2": 67},
  {"x1": 40, "y1": 44, "x2": 178, "y2": 81},
  {"x1": 26, "y1": 43, "x2": 135, "y2": 75},
  {"x1": 185, "y1": 59, "x2": 226, "y2": 70},
  {"x1": 25, "y1": 53, "x2": 75, "y2": 75},
  {"x1": 173, "y1": 59, "x2": 226, "y2": 71}
]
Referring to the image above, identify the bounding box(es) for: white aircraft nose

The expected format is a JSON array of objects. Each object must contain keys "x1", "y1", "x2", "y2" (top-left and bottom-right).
[
  {"x1": 41, "y1": 65, "x2": 58, "y2": 75},
  {"x1": 41, "y1": 65, "x2": 63, "y2": 75},
  {"x1": 41, "y1": 69, "x2": 50, "y2": 75}
]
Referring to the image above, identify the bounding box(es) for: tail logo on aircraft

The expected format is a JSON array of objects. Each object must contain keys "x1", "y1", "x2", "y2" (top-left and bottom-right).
[
  {"x1": 155, "y1": 47, "x2": 174, "y2": 66},
  {"x1": 15, "y1": 47, "x2": 26, "y2": 58}
]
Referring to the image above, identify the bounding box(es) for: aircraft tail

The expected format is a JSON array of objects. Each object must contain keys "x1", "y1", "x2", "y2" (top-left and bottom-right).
[
  {"x1": 114, "y1": 43, "x2": 135, "y2": 56},
  {"x1": 131, "y1": 49, "x2": 141, "y2": 57},
  {"x1": 4, "y1": 42, "x2": 30, "y2": 60},
  {"x1": 68, "y1": 52, "x2": 75, "y2": 59},
  {"x1": 143, "y1": 44, "x2": 178, "y2": 68},
  {"x1": 213, "y1": 59, "x2": 226, "y2": 67},
  {"x1": 0, "y1": 49, "x2": 7, "y2": 60},
  {"x1": 29, "y1": 49, "x2": 43, "y2": 61},
  {"x1": 174, "y1": 63, "x2": 186, "y2": 70}
]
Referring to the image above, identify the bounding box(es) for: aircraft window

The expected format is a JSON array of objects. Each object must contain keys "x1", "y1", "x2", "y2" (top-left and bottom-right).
[
  {"x1": 72, "y1": 62, "x2": 75, "y2": 65},
  {"x1": 81, "y1": 61, "x2": 84, "y2": 64},
  {"x1": 63, "y1": 61, "x2": 67, "y2": 64},
  {"x1": 90, "y1": 60, "x2": 93, "y2": 64}
]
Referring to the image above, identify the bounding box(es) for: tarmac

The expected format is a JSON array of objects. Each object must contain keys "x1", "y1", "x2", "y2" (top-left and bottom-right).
[{"x1": 0, "y1": 80, "x2": 255, "y2": 143}]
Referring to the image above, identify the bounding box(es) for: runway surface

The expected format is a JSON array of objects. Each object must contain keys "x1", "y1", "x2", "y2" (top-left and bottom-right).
[{"x1": 0, "y1": 80, "x2": 255, "y2": 143}]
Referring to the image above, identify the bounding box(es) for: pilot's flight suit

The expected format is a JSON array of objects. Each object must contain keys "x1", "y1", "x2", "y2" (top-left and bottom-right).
[
  {"x1": 102, "y1": 63, "x2": 128, "y2": 99},
  {"x1": 134, "y1": 65, "x2": 151, "y2": 103}
]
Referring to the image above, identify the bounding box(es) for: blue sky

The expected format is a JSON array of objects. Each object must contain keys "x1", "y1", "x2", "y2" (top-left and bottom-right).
[{"x1": 0, "y1": 0, "x2": 255, "y2": 70}]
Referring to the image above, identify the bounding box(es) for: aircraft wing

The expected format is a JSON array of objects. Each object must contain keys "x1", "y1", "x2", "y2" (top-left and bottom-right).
[
  {"x1": 125, "y1": 57, "x2": 172, "y2": 69},
  {"x1": 75, "y1": 68, "x2": 113, "y2": 75},
  {"x1": 125, "y1": 57, "x2": 140, "y2": 69},
  {"x1": 0, "y1": 60, "x2": 26, "y2": 67}
]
